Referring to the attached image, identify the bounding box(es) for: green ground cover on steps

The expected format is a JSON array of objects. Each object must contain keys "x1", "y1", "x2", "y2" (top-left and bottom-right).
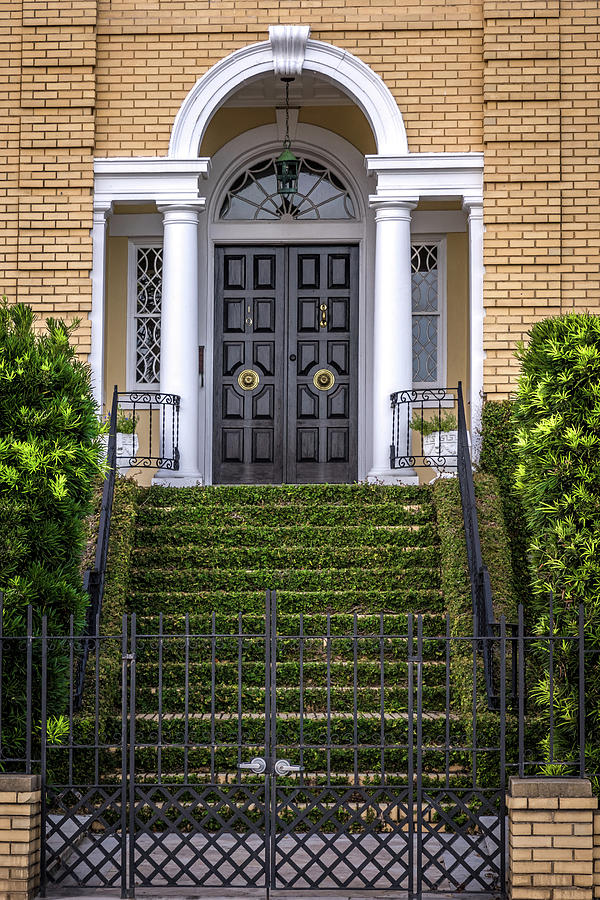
[{"x1": 78, "y1": 476, "x2": 525, "y2": 791}]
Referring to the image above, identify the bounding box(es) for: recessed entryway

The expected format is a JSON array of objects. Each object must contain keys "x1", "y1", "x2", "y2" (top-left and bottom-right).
[{"x1": 213, "y1": 245, "x2": 359, "y2": 484}]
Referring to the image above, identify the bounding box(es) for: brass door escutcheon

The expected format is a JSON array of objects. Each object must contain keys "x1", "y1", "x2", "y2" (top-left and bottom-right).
[
  {"x1": 313, "y1": 369, "x2": 335, "y2": 391},
  {"x1": 237, "y1": 369, "x2": 260, "y2": 391}
]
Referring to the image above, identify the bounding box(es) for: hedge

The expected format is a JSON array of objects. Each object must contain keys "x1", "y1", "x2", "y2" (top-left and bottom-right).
[
  {"x1": 512, "y1": 312, "x2": 600, "y2": 775},
  {"x1": 0, "y1": 302, "x2": 104, "y2": 758},
  {"x1": 478, "y1": 400, "x2": 531, "y2": 611}
]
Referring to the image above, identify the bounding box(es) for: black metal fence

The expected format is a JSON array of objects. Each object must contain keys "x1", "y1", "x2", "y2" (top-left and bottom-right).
[
  {"x1": 114, "y1": 390, "x2": 180, "y2": 471},
  {"x1": 0, "y1": 591, "x2": 590, "y2": 898}
]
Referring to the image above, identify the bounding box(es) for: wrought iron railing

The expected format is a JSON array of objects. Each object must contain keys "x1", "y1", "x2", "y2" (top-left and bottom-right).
[
  {"x1": 115, "y1": 391, "x2": 180, "y2": 471},
  {"x1": 390, "y1": 386, "x2": 459, "y2": 473},
  {"x1": 390, "y1": 381, "x2": 499, "y2": 707},
  {"x1": 456, "y1": 381, "x2": 498, "y2": 707},
  {"x1": 75, "y1": 385, "x2": 118, "y2": 708}
]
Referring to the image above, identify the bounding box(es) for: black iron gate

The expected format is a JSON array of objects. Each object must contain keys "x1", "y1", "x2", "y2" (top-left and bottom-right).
[{"x1": 40, "y1": 591, "x2": 508, "y2": 898}]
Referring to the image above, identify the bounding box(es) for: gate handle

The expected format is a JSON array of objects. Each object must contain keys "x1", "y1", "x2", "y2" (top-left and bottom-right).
[
  {"x1": 238, "y1": 757, "x2": 267, "y2": 775},
  {"x1": 274, "y1": 759, "x2": 304, "y2": 776}
]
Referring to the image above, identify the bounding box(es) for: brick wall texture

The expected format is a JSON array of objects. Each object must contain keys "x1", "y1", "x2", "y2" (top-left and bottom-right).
[
  {"x1": 0, "y1": 775, "x2": 41, "y2": 900},
  {"x1": 1, "y1": 1, "x2": 599, "y2": 397}
]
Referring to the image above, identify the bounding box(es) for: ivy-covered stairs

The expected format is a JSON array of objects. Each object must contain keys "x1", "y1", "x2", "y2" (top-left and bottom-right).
[
  {"x1": 113, "y1": 484, "x2": 466, "y2": 787},
  {"x1": 131, "y1": 484, "x2": 442, "y2": 616}
]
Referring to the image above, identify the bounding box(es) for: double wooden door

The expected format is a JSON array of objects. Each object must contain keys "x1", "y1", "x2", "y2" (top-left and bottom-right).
[{"x1": 213, "y1": 245, "x2": 358, "y2": 484}]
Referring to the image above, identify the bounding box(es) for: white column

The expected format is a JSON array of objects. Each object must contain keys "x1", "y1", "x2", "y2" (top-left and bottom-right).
[
  {"x1": 89, "y1": 202, "x2": 111, "y2": 412},
  {"x1": 368, "y1": 199, "x2": 418, "y2": 484},
  {"x1": 466, "y1": 201, "x2": 485, "y2": 462},
  {"x1": 156, "y1": 201, "x2": 205, "y2": 483}
]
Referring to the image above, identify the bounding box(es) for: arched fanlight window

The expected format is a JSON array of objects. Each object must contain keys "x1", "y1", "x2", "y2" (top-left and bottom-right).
[{"x1": 219, "y1": 156, "x2": 356, "y2": 220}]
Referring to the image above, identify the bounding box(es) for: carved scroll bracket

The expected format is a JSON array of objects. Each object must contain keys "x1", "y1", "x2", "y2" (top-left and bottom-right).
[{"x1": 269, "y1": 25, "x2": 311, "y2": 77}]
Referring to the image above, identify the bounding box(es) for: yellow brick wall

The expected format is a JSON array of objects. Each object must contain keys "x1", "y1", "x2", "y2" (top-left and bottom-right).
[
  {"x1": 2, "y1": 2, "x2": 600, "y2": 390},
  {"x1": 482, "y1": 1, "x2": 600, "y2": 400},
  {"x1": 1, "y1": 0, "x2": 97, "y2": 353}
]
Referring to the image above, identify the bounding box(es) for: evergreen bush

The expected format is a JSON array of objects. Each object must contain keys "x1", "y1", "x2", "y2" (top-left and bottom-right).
[
  {"x1": 0, "y1": 301, "x2": 104, "y2": 759},
  {"x1": 512, "y1": 312, "x2": 600, "y2": 773}
]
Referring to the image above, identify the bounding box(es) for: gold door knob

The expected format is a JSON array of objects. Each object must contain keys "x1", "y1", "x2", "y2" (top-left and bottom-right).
[
  {"x1": 237, "y1": 369, "x2": 260, "y2": 391},
  {"x1": 313, "y1": 369, "x2": 335, "y2": 391}
]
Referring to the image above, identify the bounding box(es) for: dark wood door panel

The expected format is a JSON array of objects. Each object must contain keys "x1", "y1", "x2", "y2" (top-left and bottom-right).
[
  {"x1": 213, "y1": 246, "x2": 285, "y2": 484},
  {"x1": 214, "y1": 245, "x2": 358, "y2": 484},
  {"x1": 287, "y1": 246, "x2": 359, "y2": 484}
]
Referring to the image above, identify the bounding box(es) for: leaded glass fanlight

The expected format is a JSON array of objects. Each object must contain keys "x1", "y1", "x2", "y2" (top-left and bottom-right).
[{"x1": 219, "y1": 157, "x2": 356, "y2": 220}]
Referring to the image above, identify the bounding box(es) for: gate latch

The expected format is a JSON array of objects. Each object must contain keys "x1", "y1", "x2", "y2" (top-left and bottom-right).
[
  {"x1": 238, "y1": 756, "x2": 267, "y2": 775},
  {"x1": 274, "y1": 759, "x2": 304, "y2": 776}
]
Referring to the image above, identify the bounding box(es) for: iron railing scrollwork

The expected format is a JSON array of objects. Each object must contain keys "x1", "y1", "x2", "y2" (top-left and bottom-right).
[
  {"x1": 115, "y1": 391, "x2": 180, "y2": 471},
  {"x1": 390, "y1": 386, "x2": 459, "y2": 473}
]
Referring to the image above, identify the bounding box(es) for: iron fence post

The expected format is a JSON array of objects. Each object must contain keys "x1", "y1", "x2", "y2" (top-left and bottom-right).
[
  {"x1": 407, "y1": 613, "x2": 415, "y2": 899},
  {"x1": 120, "y1": 614, "x2": 128, "y2": 900},
  {"x1": 39, "y1": 614, "x2": 47, "y2": 898},
  {"x1": 579, "y1": 603, "x2": 585, "y2": 778},
  {"x1": 128, "y1": 613, "x2": 136, "y2": 898}
]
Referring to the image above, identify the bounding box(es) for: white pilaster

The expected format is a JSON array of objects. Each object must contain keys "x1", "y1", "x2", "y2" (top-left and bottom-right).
[
  {"x1": 465, "y1": 201, "x2": 485, "y2": 461},
  {"x1": 368, "y1": 199, "x2": 418, "y2": 484},
  {"x1": 90, "y1": 202, "x2": 111, "y2": 411},
  {"x1": 155, "y1": 200, "x2": 205, "y2": 483}
]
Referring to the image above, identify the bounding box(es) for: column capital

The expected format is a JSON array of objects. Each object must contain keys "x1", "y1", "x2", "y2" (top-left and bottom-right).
[
  {"x1": 368, "y1": 197, "x2": 418, "y2": 223},
  {"x1": 92, "y1": 201, "x2": 112, "y2": 224},
  {"x1": 463, "y1": 198, "x2": 484, "y2": 221},
  {"x1": 158, "y1": 199, "x2": 206, "y2": 219}
]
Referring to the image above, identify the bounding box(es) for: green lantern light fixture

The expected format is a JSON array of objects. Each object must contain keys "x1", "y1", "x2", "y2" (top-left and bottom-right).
[{"x1": 276, "y1": 77, "x2": 300, "y2": 197}]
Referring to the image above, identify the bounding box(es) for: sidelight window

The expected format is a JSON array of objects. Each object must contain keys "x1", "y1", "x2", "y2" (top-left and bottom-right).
[
  {"x1": 127, "y1": 242, "x2": 163, "y2": 390},
  {"x1": 411, "y1": 241, "x2": 445, "y2": 388}
]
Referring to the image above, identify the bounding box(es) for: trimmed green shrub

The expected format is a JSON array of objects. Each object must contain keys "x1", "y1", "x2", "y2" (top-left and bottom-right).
[
  {"x1": 479, "y1": 401, "x2": 531, "y2": 608},
  {"x1": 0, "y1": 301, "x2": 104, "y2": 757},
  {"x1": 512, "y1": 312, "x2": 600, "y2": 773}
]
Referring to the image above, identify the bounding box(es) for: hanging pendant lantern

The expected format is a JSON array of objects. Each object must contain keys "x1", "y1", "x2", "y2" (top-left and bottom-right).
[{"x1": 276, "y1": 77, "x2": 300, "y2": 197}]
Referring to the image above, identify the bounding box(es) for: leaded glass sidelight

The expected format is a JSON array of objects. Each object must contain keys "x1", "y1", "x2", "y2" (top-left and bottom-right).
[
  {"x1": 219, "y1": 156, "x2": 356, "y2": 220},
  {"x1": 411, "y1": 243, "x2": 441, "y2": 386},
  {"x1": 134, "y1": 246, "x2": 163, "y2": 387}
]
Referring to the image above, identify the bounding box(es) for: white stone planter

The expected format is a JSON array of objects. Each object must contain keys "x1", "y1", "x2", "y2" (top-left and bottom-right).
[
  {"x1": 116, "y1": 432, "x2": 139, "y2": 465},
  {"x1": 422, "y1": 430, "x2": 460, "y2": 477},
  {"x1": 99, "y1": 433, "x2": 139, "y2": 473}
]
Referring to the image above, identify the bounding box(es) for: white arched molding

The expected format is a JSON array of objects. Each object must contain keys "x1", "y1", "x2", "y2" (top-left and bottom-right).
[
  {"x1": 169, "y1": 37, "x2": 408, "y2": 158},
  {"x1": 198, "y1": 123, "x2": 374, "y2": 484}
]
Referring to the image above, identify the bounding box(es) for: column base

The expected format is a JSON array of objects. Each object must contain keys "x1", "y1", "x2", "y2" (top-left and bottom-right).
[
  {"x1": 367, "y1": 467, "x2": 420, "y2": 486},
  {"x1": 152, "y1": 469, "x2": 205, "y2": 487}
]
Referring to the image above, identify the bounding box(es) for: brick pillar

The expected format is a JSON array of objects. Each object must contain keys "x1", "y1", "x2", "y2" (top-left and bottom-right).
[
  {"x1": 594, "y1": 809, "x2": 600, "y2": 900},
  {"x1": 0, "y1": 775, "x2": 42, "y2": 900},
  {"x1": 508, "y1": 777, "x2": 597, "y2": 900}
]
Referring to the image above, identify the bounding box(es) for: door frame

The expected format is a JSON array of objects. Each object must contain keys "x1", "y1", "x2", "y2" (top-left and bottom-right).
[
  {"x1": 212, "y1": 244, "x2": 360, "y2": 485},
  {"x1": 198, "y1": 124, "x2": 373, "y2": 485}
]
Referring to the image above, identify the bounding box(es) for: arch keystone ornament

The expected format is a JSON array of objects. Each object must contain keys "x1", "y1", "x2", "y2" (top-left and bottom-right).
[{"x1": 269, "y1": 25, "x2": 310, "y2": 77}]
